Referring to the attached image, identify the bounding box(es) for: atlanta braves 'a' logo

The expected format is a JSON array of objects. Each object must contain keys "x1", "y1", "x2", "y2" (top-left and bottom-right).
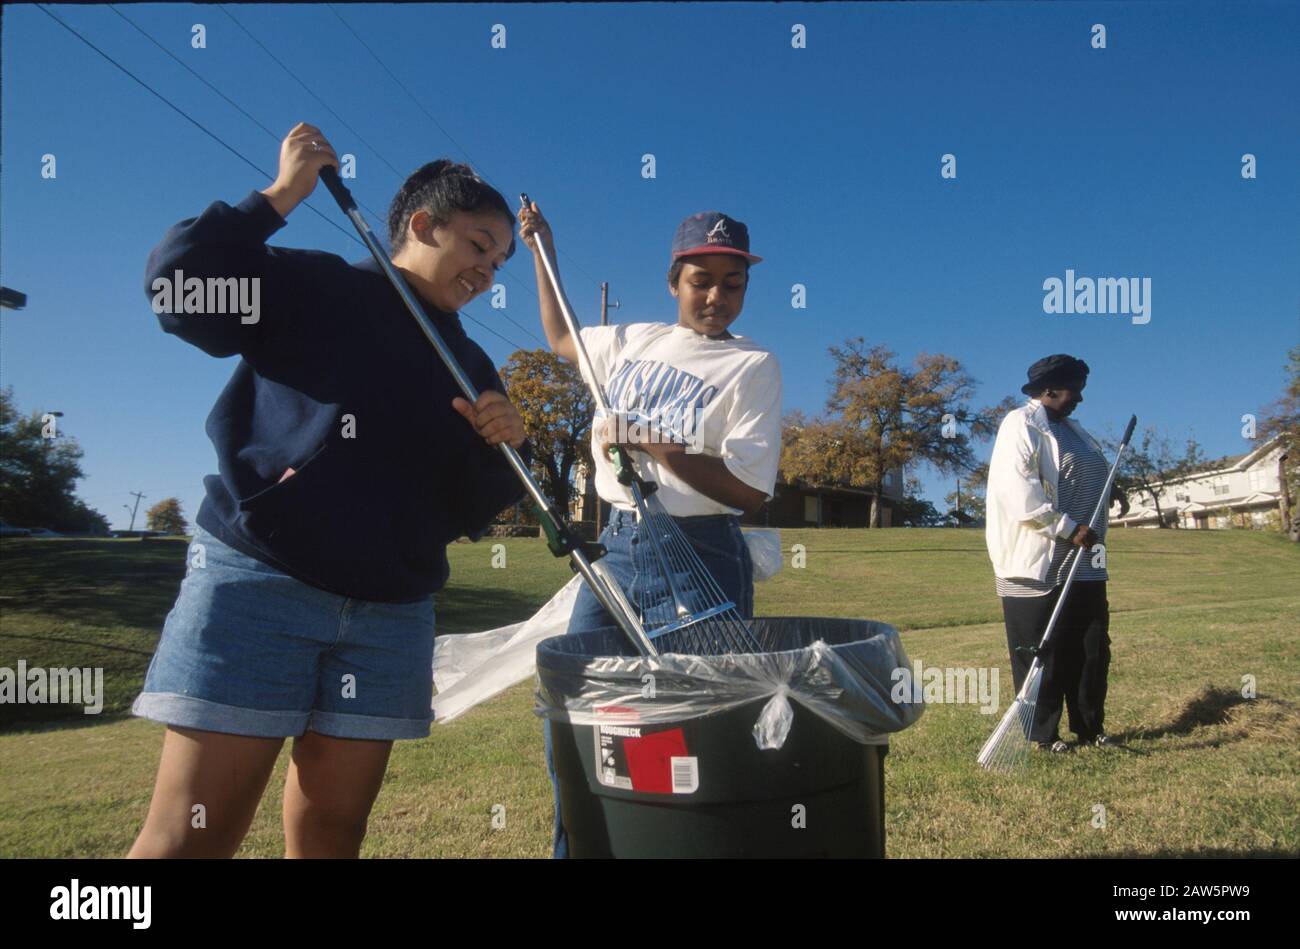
[{"x1": 705, "y1": 220, "x2": 730, "y2": 243}]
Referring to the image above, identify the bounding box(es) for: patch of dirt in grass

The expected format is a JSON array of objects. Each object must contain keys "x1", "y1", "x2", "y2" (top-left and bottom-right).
[{"x1": 1140, "y1": 684, "x2": 1300, "y2": 746}]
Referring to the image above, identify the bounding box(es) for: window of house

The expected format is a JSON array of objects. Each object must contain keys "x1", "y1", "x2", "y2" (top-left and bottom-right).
[{"x1": 1213, "y1": 478, "x2": 1230, "y2": 496}]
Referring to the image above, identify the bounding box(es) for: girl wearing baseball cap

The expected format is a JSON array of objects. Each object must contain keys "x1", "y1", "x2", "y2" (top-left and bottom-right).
[{"x1": 519, "y1": 201, "x2": 783, "y2": 857}]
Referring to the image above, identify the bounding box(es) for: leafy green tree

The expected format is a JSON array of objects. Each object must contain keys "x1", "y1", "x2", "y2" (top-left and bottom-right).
[
  {"x1": 0, "y1": 386, "x2": 108, "y2": 533},
  {"x1": 1105, "y1": 427, "x2": 1205, "y2": 528},
  {"x1": 897, "y1": 477, "x2": 946, "y2": 527},
  {"x1": 944, "y1": 462, "x2": 989, "y2": 524}
]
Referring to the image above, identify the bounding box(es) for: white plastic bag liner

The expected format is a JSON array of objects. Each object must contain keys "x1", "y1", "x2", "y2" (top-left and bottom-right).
[
  {"x1": 743, "y1": 528, "x2": 782, "y2": 582},
  {"x1": 432, "y1": 574, "x2": 583, "y2": 723},
  {"x1": 436, "y1": 530, "x2": 779, "y2": 723},
  {"x1": 536, "y1": 617, "x2": 923, "y2": 751}
]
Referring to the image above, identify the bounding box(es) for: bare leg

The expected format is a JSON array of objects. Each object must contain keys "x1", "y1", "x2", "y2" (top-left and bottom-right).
[
  {"x1": 128, "y1": 726, "x2": 285, "y2": 858},
  {"x1": 282, "y1": 731, "x2": 393, "y2": 858}
]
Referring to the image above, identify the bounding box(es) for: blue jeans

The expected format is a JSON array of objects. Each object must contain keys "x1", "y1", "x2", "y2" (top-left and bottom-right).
[
  {"x1": 133, "y1": 525, "x2": 436, "y2": 740},
  {"x1": 544, "y1": 508, "x2": 753, "y2": 857}
]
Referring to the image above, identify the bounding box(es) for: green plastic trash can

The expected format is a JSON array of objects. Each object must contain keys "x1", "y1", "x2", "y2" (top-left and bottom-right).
[{"x1": 536, "y1": 616, "x2": 921, "y2": 858}]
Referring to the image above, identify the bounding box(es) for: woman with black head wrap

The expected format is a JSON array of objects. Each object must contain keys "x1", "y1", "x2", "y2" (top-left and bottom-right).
[{"x1": 985, "y1": 355, "x2": 1129, "y2": 752}]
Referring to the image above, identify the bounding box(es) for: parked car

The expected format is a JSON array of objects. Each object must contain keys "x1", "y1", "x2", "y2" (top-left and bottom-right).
[
  {"x1": 26, "y1": 527, "x2": 63, "y2": 538},
  {"x1": 0, "y1": 520, "x2": 32, "y2": 537}
]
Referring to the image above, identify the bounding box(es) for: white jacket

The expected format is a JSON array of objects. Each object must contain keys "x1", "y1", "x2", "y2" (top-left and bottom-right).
[{"x1": 984, "y1": 400, "x2": 1107, "y2": 581}]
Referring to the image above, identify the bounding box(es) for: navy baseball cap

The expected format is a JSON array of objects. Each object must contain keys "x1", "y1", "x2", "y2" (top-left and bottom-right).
[{"x1": 671, "y1": 212, "x2": 763, "y2": 264}]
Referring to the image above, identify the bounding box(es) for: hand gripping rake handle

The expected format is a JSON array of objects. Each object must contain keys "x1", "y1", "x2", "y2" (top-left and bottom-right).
[
  {"x1": 520, "y1": 192, "x2": 697, "y2": 622},
  {"x1": 1023, "y1": 414, "x2": 1137, "y2": 671},
  {"x1": 318, "y1": 167, "x2": 656, "y2": 656},
  {"x1": 519, "y1": 194, "x2": 647, "y2": 487}
]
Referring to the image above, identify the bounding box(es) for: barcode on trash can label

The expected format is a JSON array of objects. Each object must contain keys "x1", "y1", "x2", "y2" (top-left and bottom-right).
[
  {"x1": 594, "y1": 725, "x2": 695, "y2": 795},
  {"x1": 670, "y1": 756, "x2": 699, "y2": 794}
]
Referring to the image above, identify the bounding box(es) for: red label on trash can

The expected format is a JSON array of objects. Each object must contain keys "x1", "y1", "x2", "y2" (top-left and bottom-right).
[{"x1": 594, "y1": 725, "x2": 698, "y2": 794}]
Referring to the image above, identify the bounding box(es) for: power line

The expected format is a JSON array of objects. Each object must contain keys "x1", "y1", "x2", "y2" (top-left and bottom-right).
[
  {"x1": 323, "y1": 4, "x2": 608, "y2": 298},
  {"x1": 109, "y1": 5, "x2": 279, "y2": 141},
  {"x1": 325, "y1": 3, "x2": 485, "y2": 188},
  {"x1": 108, "y1": 4, "x2": 393, "y2": 230},
  {"x1": 34, "y1": 4, "x2": 364, "y2": 249},
  {"x1": 214, "y1": 4, "x2": 545, "y2": 349},
  {"x1": 35, "y1": 5, "x2": 537, "y2": 356},
  {"x1": 218, "y1": 4, "x2": 407, "y2": 182},
  {"x1": 321, "y1": 3, "x2": 547, "y2": 318},
  {"x1": 461, "y1": 305, "x2": 538, "y2": 352}
]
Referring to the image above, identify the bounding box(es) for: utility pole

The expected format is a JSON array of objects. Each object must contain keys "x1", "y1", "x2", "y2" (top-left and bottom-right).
[
  {"x1": 125, "y1": 491, "x2": 146, "y2": 532},
  {"x1": 599, "y1": 282, "x2": 620, "y2": 327},
  {"x1": 593, "y1": 283, "x2": 622, "y2": 534}
]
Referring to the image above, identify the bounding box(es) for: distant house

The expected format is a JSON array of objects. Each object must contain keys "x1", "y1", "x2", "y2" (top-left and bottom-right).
[
  {"x1": 745, "y1": 468, "x2": 906, "y2": 527},
  {"x1": 1114, "y1": 434, "x2": 1287, "y2": 529},
  {"x1": 572, "y1": 462, "x2": 908, "y2": 528}
]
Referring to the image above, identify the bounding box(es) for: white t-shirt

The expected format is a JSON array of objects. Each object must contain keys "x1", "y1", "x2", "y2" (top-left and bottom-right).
[{"x1": 576, "y1": 322, "x2": 783, "y2": 516}]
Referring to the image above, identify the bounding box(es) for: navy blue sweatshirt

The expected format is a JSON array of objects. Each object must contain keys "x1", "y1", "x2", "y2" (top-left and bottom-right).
[{"x1": 145, "y1": 190, "x2": 529, "y2": 602}]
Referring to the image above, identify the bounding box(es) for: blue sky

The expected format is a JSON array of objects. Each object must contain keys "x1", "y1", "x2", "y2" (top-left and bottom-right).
[{"x1": 2, "y1": 2, "x2": 1297, "y2": 529}]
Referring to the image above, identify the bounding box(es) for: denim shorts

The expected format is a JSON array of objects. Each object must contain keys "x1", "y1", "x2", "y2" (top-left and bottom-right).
[
  {"x1": 565, "y1": 508, "x2": 755, "y2": 637},
  {"x1": 132, "y1": 524, "x2": 436, "y2": 740}
]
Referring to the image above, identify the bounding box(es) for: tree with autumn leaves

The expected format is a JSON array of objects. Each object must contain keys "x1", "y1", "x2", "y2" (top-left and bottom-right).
[
  {"x1": 499, "y1": 349, "x2": 595, "y2": 518},
  {"x1": 1258, "y1": 344, "x2": 1300, "y2": 541},
  {"x1": 781, "y1": 340, "x2": 1016, "y2": 527},
  {"x1": 145, "y1": 497, "x2": 188, "y2": 535}
]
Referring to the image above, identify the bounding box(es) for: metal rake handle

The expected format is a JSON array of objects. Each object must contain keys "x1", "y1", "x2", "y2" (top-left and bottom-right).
[
  {"x1": 317, "y1": 167, "x2": 656, "y2": 657},
  {"x1": 1026, "y1": 414, "x2": 1138, "y2": 666},
  {"x1": 521, "y1": 192, "x2": 700, "y2": 623}
]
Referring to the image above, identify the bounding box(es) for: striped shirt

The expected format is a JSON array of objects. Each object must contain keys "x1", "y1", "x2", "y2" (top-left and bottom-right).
[{"x1": 997, "y1": 420, "x2": 1110, "y2": 597}]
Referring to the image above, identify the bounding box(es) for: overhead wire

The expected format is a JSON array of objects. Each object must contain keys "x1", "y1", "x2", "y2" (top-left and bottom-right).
[
  {"x1": 106, "y1": 4, "x2": 392, "y2": 229},
  {"x1": 34, "y1": 4, "x2": 539, "y2": 354},
  {"x1": 34, "y1": 4, "x2": 363, "y2": 250},
  {"x1": 324, "y1": 4, "x2": 611, "y2": 303},
  {"x1": 217, "y1": 4, "x2": 408, "y2": 182},
  {"x1": 217, "y1": 3, "x2": 548, "y2": 347}
]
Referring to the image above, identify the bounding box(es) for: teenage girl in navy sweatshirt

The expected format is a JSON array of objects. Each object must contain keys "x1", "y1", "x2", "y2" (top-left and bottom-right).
[{"x1": 129, "y1": 123, "x2": 528, "y2": 858}]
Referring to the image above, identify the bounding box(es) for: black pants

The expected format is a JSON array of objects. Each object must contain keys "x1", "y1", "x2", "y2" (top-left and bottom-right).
[{"x1": 1001, "y1": 581, "x2": 1110, "y2": 744}]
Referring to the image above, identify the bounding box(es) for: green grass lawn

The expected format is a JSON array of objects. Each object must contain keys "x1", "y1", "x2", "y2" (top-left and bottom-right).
[{"x1": 1, "y1": 528, "x2": 1297, "y2": 858}]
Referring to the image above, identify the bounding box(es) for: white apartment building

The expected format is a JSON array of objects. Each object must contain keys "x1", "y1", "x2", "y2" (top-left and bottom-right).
[{"x1": 1114, "y1": 434, "x2": 1288, "y2": 529}]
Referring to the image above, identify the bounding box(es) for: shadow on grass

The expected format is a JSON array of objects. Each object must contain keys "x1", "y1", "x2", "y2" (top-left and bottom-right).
[
  {"x1": 1088, "y1": 848, "x2": 1295, "y2": 858},
  {"x1": 434, "y1": 585, "x2": 557, "y2": 635},
  {"x1": 1120, "y1": 686, "x2": 1300, "y2": 749},
  {"x1": 0, "y1": 539, "x2": 551, "y2": 729},
  {"x1": 0, "y1": 710, "x2": 138, "y2": 737},
  {"x1": 0, "y1": 538, "x2": 188, "y2": 632},
  {"x1": 789, "y1": 547, "x2": 988, "y2": 555}
]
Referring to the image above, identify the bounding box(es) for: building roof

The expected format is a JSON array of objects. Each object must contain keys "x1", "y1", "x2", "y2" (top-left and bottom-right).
[{"x1": 1137, "y1": 433, "x2": 1284, "y2": 488}]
